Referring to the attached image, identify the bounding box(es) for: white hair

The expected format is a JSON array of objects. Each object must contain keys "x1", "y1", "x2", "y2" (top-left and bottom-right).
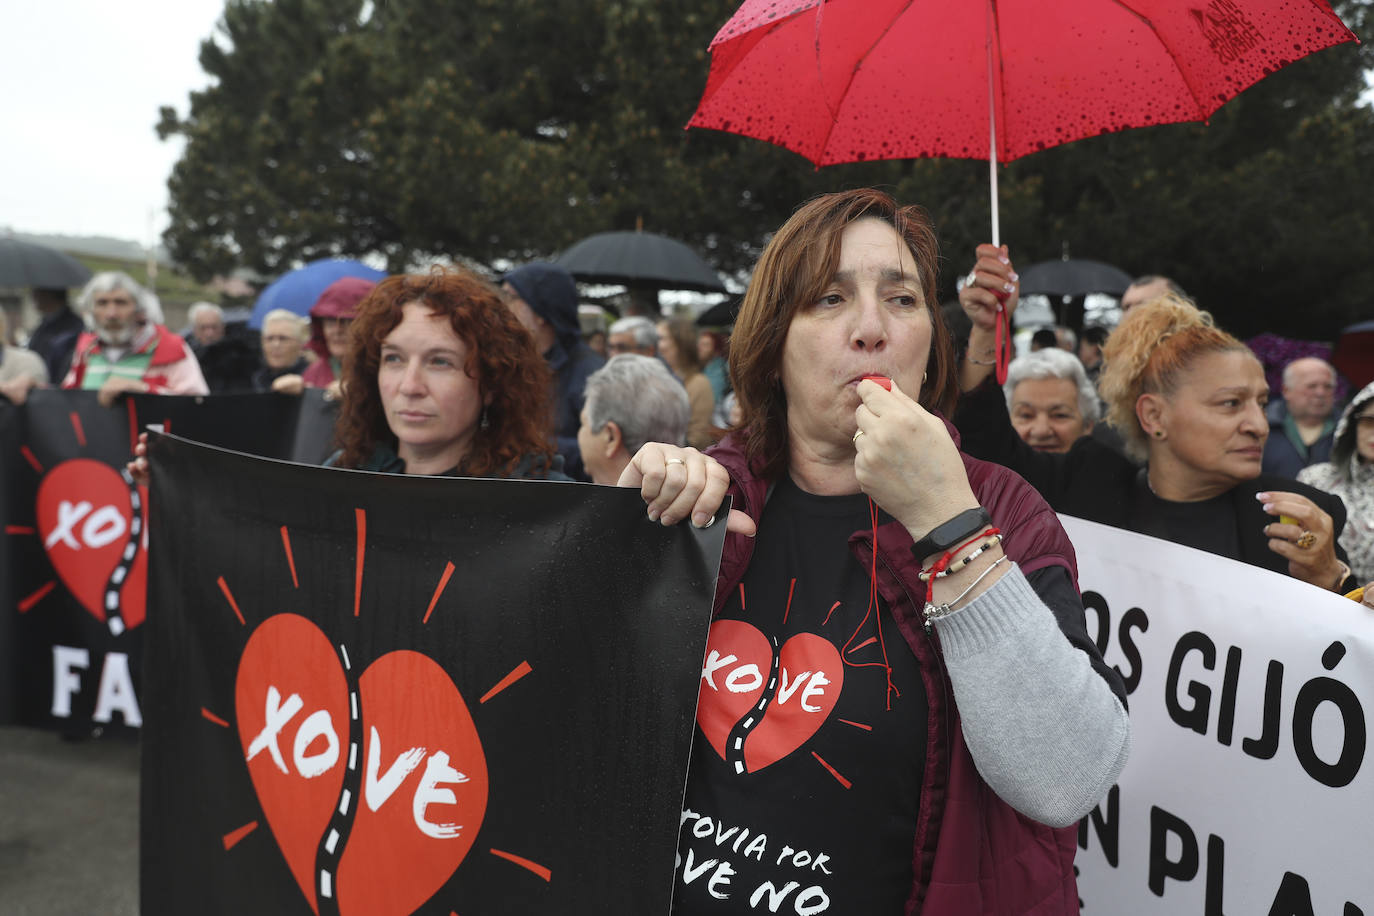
[
  {"x1": 608, "y1": 316, "x2": 658, "y2": 350},
  {"x1": 584, "y1": 354, "x2": 690, "y2": 452},
  {"x1": 1003, "y1": 347, "x2": 1100, "y2": 425},
  {"x1": 1281, "y1": 356, "x2": 1336, "y2": 389},
  {"x1": 188, "y1": 301, "x2": 224, "y2": 323},
  {"x1": 262, "y1": 309, "x2": 309, "y2": 339},
  {"x1": 76, "y1": 271, "x2": 164, "y2": 325}
]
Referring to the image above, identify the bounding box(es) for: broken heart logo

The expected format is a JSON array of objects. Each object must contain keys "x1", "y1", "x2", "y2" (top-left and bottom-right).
[
  {"x1": 236, "y1": 613, "x2": 488, "y2": 916},
  {"x1": 35, "y1": 458, "x2": 148, "y2": 634},
  {"x1": 697, "y1": 620, "x2": 842, "y2": 774}
]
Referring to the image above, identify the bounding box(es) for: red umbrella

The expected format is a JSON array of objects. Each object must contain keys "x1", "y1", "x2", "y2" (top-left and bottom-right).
[
  {"x1": 689, "y1": 0, "x2": 1357, "y2": 243},
  {"x1": 688, "y1": 0, "x2": 1357, "y2": 379}
]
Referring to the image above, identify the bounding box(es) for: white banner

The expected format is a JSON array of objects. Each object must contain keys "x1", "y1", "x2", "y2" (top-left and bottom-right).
[{"x1": 1064, "y1": 515, "x2": 1373, "y2": 915}]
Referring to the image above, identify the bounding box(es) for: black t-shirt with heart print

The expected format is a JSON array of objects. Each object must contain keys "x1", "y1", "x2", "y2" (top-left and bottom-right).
[{"x1": 673, "y1": 475, "x2": 926, "y2": 915}]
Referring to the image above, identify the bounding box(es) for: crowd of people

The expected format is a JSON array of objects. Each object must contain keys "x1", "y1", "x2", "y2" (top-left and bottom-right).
[{"x1": 6, "y1": 187, "x2": 1374, "y2": 913}]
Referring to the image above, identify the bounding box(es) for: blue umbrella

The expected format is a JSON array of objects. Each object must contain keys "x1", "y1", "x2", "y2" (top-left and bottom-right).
[{"x1": 249, "y1": 258, "x2": 386, "y2": 328}]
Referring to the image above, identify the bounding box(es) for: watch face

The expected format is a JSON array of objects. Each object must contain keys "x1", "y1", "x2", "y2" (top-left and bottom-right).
[{"x1": 917, "y1": 508, "x2": 991, "y2": 559}]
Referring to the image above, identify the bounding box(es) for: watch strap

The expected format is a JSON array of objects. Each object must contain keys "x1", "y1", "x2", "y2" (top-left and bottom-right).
[{"x1": 911, "y1": 507, "x2": 991, "y2": 563}]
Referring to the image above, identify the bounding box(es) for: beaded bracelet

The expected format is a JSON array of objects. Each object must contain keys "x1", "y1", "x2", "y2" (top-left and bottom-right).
[
  {"x1": 921, "y1": 526, "x2": 999, "y2": 608},
  {"x1": 919, "y1": 527, "x2": 999, "y2": 578},
  {"x1": 923, "y1": 554, "x2": 1011, "y2": 630},
  {"x1": 918, "y1": 534, "x2": 1002, "y2": 582},
  {"x1": 965, "y1": 355, "x2": 997, "y2": 366}
]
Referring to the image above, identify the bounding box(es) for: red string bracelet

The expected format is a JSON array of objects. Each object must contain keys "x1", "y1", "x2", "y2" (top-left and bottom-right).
[{"x1": 922, "y1": 527, "x2": 1000, "y2": 607}]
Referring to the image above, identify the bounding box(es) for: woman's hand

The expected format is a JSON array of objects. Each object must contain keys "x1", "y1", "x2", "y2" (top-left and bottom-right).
[
  {"x1": 98, "y1": 375, "x2": 148, "y2": 407},
  {"x1": 271, "y1": 374, "x2": 304, "y2": 395},
  {"x1": 959, "y1": 243, "x2": 1021, "y2": 333},
  {"x1": 126, "y1": 432, "x2": 150, "y2": 488},
  {"x1": 0, "y1": 375, "x2": 40, "y2": 405},
  {"x1": 853, "y1": 378, "x2": 979, "y2": 539},
  {"x1": 957, "y1": 243, "x2": 1020, "y2": 391},
  {"x1": 617, "y1": 443, "x2": 756, "y2": 536},
  {"x1": 1260, "y1": 490, "x2": 1347, "y2": 591}
]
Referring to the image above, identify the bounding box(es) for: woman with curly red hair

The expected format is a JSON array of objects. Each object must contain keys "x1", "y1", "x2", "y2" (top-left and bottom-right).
[{"x1": 332, "y1": 269, "x2": 567, "y2": 479}]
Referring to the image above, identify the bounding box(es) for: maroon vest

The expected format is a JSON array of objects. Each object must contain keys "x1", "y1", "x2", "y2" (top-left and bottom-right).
[{"x1": 707, "y1": 425, "x2": 1081, "y2": 915}]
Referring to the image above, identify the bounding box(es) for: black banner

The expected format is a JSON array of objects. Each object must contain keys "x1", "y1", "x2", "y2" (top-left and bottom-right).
[
  {"x1": 140, "y1": 432, "x2": 724, "y2": 915},
  {"x1": 1, "y1": 388, "x2": 337, "y2": 730}
]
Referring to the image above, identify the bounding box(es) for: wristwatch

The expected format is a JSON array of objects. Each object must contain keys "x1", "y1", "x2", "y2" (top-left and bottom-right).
[{"x1": 911, "y1": 507, "x2": 991, "y2": 563}]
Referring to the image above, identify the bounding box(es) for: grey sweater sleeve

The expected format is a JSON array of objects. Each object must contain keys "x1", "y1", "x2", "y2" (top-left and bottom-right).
[{"x1": 933, "y1": 563, "x2": 1132, "y2": 828}]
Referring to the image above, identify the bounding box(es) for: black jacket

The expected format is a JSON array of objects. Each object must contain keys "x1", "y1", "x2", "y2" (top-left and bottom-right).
[{"x1": 954, "y1": 380, "x2": 1356, "y2": 589}]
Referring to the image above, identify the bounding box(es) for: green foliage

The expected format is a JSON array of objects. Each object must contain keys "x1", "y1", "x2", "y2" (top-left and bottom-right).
[{"x1": 161, "y1": 0, "x2": 1374, "y2": 339}]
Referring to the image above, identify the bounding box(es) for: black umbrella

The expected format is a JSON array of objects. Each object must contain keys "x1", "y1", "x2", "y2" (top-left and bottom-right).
[
  {"x1": 0, "y1": 238, "x2": 93, "y2": 288},
  {"x1": 555, "y1": 231, "x2": 727, "y2": 293},
  {"x1": 696, "y1": 295, "x2": 743, "y2": 327},
  {"x1": 1017, "y1": 258, "x2": 1132, "y2": 298}
]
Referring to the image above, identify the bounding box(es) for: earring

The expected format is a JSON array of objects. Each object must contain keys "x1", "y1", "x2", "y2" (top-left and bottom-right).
[
  {"x1": 1153, "y1": 429, "x2": 1164, "y2": 438},
  {"x1": 922, "y1": 371, "x2": 928, "y2": 384},
  {"x1": 480, "y1": 406, "x2": 490, "y2": 430}
]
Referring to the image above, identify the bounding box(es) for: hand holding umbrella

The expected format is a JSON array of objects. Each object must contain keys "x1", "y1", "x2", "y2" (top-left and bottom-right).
[{"x1": 959, "y1": 244, "x2": 1020, "y2": 388}]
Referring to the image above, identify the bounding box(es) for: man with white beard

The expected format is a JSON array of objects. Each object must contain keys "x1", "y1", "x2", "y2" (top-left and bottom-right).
[{"x1": 63, "y1": 272, "x2": 208, "y2": 405}]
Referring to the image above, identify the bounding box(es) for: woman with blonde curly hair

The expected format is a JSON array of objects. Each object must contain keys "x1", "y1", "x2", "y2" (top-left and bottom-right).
[
  {"x1": 331, "y1": 269, "x2": 568, "y2": 479},
  {"x1": 955, "y1": 250, "x2": 1355, "y2": 593}
]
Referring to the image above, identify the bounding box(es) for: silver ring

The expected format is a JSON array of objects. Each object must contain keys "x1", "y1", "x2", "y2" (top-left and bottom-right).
[
  {"x1": 964, "y1": 269, "x2": 978, "y2": 289},
  {"x1": 665, "y1": 457, "x2": 685, "y2": 466},
  {"x1": 702, "y1": 515, "x2": 716, "y2": 529},
  {"x1": 853, "y1": 429, "x2": 866, "y2": 444}
]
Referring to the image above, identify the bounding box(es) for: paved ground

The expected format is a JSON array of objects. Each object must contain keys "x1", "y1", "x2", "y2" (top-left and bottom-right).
[{"x1": 0, "y1": 726, "x2": 139, "y2": 916}]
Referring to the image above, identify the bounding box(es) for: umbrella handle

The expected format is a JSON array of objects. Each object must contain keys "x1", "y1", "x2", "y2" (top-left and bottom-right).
[
  {"x1": 994, "y1": 304, "x2": 1010, "y2": 386},
  {"x1": 986, "y1": 0, "x2": 1001, "y2": 247}
]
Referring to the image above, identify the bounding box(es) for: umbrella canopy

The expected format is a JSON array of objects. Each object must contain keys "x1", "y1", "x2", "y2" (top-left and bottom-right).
[
  {"x1": 555, "y1": 231, "x2": 727, "y2": 294},
  {"x1": 696, "y1": 295, "x2": 744, "y2": 328},
  {"x1": 249, "y1": 258, "x2": 386, "y2": 328},
  {"x1": 1017, "y1": 258, "x2": 1133, "y2": 298},
  {"x1": 0, "y1": 238, "x2": 93, "y2": 288},
  {"x1": 690, "y1": 0, "x2": 1355, "y2": 166},
  {"x1": 690, "y1": 0, "x2": 1355, "y2": 384}
]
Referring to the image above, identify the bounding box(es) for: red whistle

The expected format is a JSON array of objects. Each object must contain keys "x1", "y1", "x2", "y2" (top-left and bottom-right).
[{"x1": 860, "y1": 374, "x2": 892, "y2": 390}]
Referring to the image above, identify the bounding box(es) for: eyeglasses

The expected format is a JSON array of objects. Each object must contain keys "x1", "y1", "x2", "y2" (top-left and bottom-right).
[
  {"x1": 1354, "y1": 415, "x2": 1374, "y2": 430},
  {"x1": 607, "y1": 341, "x2": 636, "y2": 354}
]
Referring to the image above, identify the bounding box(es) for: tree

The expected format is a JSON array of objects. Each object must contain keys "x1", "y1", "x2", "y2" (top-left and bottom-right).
[
  {"x1": 159, "y1": 0, "x2": 393, "y2": 279},
  {"x1": 160, "y1": 0, "x2": 829, "y2": 278},
  {"x1": 161, "y1": 0, "x2": 1374, "y2": 339}
]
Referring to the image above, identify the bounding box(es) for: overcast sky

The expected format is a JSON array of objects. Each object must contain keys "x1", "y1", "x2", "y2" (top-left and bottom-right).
[{"x1": 2, "y1": 1, "x2": 226, "y2": 245}]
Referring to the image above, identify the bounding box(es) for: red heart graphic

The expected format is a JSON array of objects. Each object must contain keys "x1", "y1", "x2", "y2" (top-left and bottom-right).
[
  {"x1": 697, "y1": 620, "x2": 771, "y2": 764},
  {"x1": 236, "y1": 614, "x2": 488, "y2": 916},
  {"x1": 35, "y1": 458, "x2": 148, "y2": 632},
  {"x1": 697, "y1": 620, "x2": 843, "y2": 774}
]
